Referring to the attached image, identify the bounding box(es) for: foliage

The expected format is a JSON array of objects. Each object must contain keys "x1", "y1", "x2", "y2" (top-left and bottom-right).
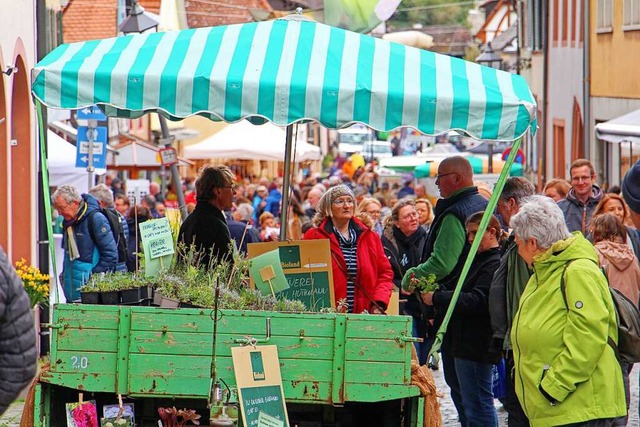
[
  {"x1": 14, "y1": 258, "x2": 50, "y2": 307},
  {"x1": 81, "y1": 242, "x2": 307, "y2": 312},
  {"x1": 387, "y1": 0, "x2": 472, "y2": 30},
  {"x1": 81, "y1": 272, "x2": 154, "y2": 293},
  {"x1": 406, "y1": 273, "x2": 440, "y2": 293},
  {"x1": 157, "y1": 407, "x2": 201, "y2": 427}
]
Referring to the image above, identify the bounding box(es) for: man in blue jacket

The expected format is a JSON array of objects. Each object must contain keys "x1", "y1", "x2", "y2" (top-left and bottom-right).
[{"x1": 53, "y1": 185, "x2": 118, "y2": 301}]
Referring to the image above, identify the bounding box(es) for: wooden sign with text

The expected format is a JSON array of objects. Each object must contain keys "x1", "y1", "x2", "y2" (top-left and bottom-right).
[
  {"x1": 232, "y1": 345, "x2": 289, "y2": 427},
  {"x1": 247, "y1": 240, "x2": 335, "y2": 311}
]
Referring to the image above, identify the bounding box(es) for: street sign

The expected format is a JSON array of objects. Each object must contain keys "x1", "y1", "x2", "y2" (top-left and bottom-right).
[
  {"x1": 75, "y1": 126, "x2": 108, "y2": 169},
  {"x1": 76, "y1": 105, "x2": 107, "y2": 121},
  {"x1": 159, "y1": 147, "x2": 178, "y2": 166}
]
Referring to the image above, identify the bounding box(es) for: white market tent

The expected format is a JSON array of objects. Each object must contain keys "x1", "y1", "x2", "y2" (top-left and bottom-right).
[
  {"x1": 595, "y1": 109, "x2": 640, "y2": 153},
  {"x1": 47, "y1": 130, "x2": 105, "y2": 193},
  {"x1": 183, "y1": 120, "x2": 321, "y2": 162}
]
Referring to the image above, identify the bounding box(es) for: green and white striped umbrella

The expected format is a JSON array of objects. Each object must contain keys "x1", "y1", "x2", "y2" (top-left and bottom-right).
[{"x1": 32, "y1": 16, "x2": 536, "y2": 141}]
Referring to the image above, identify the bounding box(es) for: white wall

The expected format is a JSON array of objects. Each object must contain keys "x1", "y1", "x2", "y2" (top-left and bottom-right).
[{"x1": 546, "y1": 45, "x2": 583, "y2": 179}]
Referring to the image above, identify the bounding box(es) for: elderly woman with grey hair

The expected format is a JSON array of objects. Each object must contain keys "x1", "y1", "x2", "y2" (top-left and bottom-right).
[
  {"x1": 509, "y1": 195, "x2": 626, "y2": 427},
  {"x1": 303, "y1": 185, "x2": 393, "y2": 314}
]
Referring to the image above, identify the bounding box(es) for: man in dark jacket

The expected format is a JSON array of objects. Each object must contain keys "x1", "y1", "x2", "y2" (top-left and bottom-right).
[
  {"x1": 400, "y1": 156, "x2": 488, "y2": 427},
  {"x1": 0, "y1": 245, "x2": 37, "y2": 415},
  {"x1": 178, "y1": 165, "x2": 235, "y2": 268},
  {"x1": 53, "y1": 185, "x2": 118, "y2": 301},
  {"x1": 490, "y1": 176, "x2": 535, "y2": 427},
  {"x1": 557, "y1": 159, "x2": 604, "y2": 234}
]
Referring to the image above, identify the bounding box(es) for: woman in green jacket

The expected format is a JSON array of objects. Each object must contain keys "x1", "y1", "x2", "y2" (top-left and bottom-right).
[{"x1": 509, "y1": 195, "x2": 626, "y2": 427}]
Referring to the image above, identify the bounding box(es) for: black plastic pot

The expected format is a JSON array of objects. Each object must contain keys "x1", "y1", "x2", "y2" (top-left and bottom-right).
[
  {"x1": 100, "y1": 291, "x2": 120, "y2": 305},
  {"x1": 120, "y1": 288, "x2": 141, "y2": 304},
  {"x1": 80, "y1": 291, "x2": 100, "y2": 305}
]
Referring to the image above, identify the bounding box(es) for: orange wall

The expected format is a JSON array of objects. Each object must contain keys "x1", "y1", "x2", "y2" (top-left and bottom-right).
[
  {"x1": 10, "y1": 54, "x2": 32, "y2": 262},
  {"x1": 591, "y1": 0, "x2": 640, "y2": 97}
]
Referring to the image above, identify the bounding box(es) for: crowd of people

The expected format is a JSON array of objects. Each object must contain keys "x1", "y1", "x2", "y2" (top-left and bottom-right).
[{"x1": 46, "y1": 154, "x2": 640, "y2": 426}]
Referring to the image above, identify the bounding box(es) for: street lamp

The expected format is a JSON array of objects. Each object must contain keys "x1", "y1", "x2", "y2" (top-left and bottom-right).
[
  {"x1": 119, "y1": 0, "x2": 188, "y2": 220},
  {"x1": 476, "y1": 42, "x2": 503, "y2": 71},
  {"x1": 476, "y1": 42, "x2": 503, "y2": 173},
  {"x1": 119, "y1": 1, "x2": 159, "y2": 34}
]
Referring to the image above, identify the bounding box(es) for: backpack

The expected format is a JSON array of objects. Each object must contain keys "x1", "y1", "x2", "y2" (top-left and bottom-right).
[
  {"x1": 88, "y1": 208, "x2": 129, "y2": 264},
  {"x1": 560, "y1": 260, "x2": 640, "y2": 364}
]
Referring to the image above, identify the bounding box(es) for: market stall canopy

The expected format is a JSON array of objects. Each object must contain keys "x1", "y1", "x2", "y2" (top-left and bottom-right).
[
  {"x1": 183, "y1": 120, "x2": 321, "y2": 162},
  {"x1": 109, "y1": 139, "x2": 193, "y2": 168},
  {"x1": 414, "y1": 156, "x2": 523, "y2": 178},
  {"x1": 31, "y1": 16, "x2": 536, "y2": 142},
  {"x1": 595, "y1": 109, "x2": 640, "y2": 146}
]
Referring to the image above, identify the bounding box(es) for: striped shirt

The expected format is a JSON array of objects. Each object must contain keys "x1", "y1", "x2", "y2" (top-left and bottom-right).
[{"x1": 334, "y1": 225, "x2": 358, "y2": 312}]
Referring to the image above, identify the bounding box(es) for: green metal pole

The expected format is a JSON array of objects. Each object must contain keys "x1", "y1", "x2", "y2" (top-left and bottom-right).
[
  {"x1": 427, "y1": 136, "x2": 525, "y2": 364},
  {"x1": 36, "y1": 100, "x2": 59, "y2": 305}
]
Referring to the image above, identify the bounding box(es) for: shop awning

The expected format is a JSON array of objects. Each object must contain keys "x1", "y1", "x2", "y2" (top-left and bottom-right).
[{"x1": 595, "y1": 109, "x2": 640, "y2": 144}]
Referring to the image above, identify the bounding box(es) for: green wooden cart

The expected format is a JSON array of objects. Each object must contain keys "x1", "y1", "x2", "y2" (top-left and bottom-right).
[{"x1": 34, "y1": 304, "x2": 426, "y2": 426}]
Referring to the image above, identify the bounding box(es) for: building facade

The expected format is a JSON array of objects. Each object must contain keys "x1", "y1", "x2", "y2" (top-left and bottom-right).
[
  {"x1": 590, "y1": 0, "x2": 640, "y2": 186},
  {"x1": 0, "y1": 2, "x2": 38, "y2": 262}
]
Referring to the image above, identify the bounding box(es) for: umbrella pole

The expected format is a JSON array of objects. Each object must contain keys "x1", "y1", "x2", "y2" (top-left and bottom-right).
[
  {"x1": 158, "y1": 114, "x2": 188, "y2": 221},
  {"x1": 279, "y1": 125, "x2": 294, "y2": 241}
]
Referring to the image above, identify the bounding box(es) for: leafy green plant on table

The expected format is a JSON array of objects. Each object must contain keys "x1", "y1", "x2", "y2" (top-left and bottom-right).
[{"x1": 78, "y1": 240, "x2": 307, "y2": 312}]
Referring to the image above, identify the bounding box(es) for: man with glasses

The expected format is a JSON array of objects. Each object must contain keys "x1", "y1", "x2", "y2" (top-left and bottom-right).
[
  {"x1": 400, "y1": 155, "x2": 487, "y2": 425},
  {"x1": 178, "y1": 165, "x2": 236, "y2": 268},
  {"x1": 557, "y1": 159, "x2": 604, "y2": 234}
]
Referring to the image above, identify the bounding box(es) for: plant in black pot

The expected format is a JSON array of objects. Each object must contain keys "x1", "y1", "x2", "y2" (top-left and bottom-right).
[
  {"x1": 79, "y1": 280, "x2": 101, "y2": 305},
  {"x1": 120, "y1": 275, "x2": 155, "y2": 305},
  {"x1": 83, "y1": 272, "x2": 125, "y2": 305}
]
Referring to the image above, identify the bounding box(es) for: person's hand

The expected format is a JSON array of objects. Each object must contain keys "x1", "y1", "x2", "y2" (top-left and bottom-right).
[
  {"x1": 401, "y1": 268, "x2": 416, "y2": 291},
  {"x1": 421, "y1": 291, "x2": 434, "y2": 306}
]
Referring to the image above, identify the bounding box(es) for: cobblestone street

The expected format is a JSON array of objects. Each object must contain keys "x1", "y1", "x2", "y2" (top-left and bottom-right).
[{"x1": 432, "y1": 363, "x2": 639, "y2": 426}]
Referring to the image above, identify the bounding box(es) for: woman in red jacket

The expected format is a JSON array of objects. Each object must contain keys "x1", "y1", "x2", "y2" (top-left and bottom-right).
[{"x1": 303, "y1": 185, "x2": 393, "y2": 314}]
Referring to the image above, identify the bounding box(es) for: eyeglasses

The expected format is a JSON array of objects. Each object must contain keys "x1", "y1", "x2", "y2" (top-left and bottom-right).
[
  {"x1": 333, "y1": 199, "x2": 355, "y2": 207},
  {"x1": 221, "y1": 184, "x2": 237, "y2": 190},
  {"x1": 400, "y1": 212, "x2": 419, "y2": 220},
  {"x1": 435, "y1": 172, "x2": 457, "y2": 180}
]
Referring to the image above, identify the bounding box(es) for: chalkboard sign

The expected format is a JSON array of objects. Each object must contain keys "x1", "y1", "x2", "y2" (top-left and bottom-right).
[
  {"x1": 247, "y1": 241, "x2": 335, "y2": 310},
  {"x1": 232, "y1": 345, "x2": 290, "y2": 427}
]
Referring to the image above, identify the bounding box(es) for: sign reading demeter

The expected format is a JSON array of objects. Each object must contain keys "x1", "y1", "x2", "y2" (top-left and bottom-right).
[
  {"x1": 247, "y1": 240, "x2": 335, "y2": 311},
  {"x1": 232, "y1": 345, "x2": 289, "y2": 427}
]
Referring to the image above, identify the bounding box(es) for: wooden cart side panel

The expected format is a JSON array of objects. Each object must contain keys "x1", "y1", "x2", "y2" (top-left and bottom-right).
[
  {"x1": 126, "y1": 354, "x2": 334, "y2": 398},
  {"x1": 50, "y1": 350, "x2": 118, "y2": 375},
  {"x1": 130, "y1": 331, "x2": 335, "y2": 359},
  {"x1": 344, "y1": 316, "x2": 412, "y2": 339},
  {"x1": 56, "y1": 329, "x2": 119, "y2": 352},
  {"x1": 128, "y1": 354, "x2": 335, "y2": 383},
  {"x1": 53, "y1": 304, "x2": 120, "y2": 329},
  {"x1": 344, "y1": 337, "x2": 409, "y2": 362},
  {"x1": 130, "y1": 308, "x2": 338, "y2": 338},
  {"x1": 344, "y1": 384, "x2": 423, "y2": 402}
]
